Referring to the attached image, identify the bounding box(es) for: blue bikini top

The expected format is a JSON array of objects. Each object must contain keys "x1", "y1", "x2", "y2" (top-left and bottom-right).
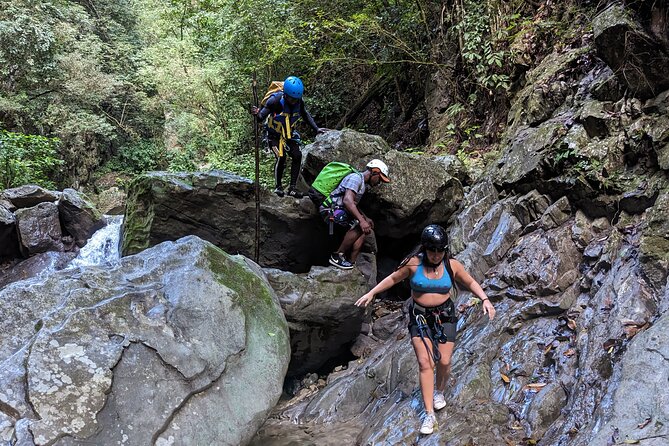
[{"x1": 410, "y1": 255, "x2": 452, "y2": 294}]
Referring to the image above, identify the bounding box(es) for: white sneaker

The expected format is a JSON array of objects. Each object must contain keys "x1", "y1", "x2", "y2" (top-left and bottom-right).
[
  {"x1": 419, "y1": 413, "x2": 437, "y2": 435},
  {"x1": 434, "y1": 391, "x2": 446, "y2": 411}
]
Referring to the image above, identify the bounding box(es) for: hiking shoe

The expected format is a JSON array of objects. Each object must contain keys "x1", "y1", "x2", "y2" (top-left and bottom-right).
[
  {"x1": 434, "y1": 391, "x2": 446, "y2": 411},
  {"x1": 419, "y1": 413, "x2": 437, "y2": 435},
  {"x1": 329, "y1": 253, "x2": 354, "y2": 270},
  {"x1": 274, "y1": 188, "x2": 285, "y2": 197},
  {"x1": 286, "y1": 188, "x2": 304, "y2": 198}
]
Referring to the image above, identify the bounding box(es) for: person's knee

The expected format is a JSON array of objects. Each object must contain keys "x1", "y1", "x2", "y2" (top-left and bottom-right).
[
  {"x1": 417, "y1": 355, "x2": 433, "y2": 371},
  {"x1": 438, "y1": 357, "x2": 451, "y2": 368}
]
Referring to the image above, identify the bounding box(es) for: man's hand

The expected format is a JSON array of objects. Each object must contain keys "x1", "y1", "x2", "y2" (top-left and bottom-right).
[
  {"x1": 250, "y1": 106, "x2": 260, "y2": 116},
  {"x1": 359, "y1": 218, "x2": 372, "y2": 234}
]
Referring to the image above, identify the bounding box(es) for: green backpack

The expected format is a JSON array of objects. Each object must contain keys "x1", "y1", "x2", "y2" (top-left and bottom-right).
[{"x1": 308, "y1": 162, "x2": 359, "y2": 207}]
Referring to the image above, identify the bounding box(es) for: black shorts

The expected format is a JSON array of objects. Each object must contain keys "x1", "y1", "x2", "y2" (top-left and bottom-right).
[{"x1": 408, "y1": 299, "x2": 457, "y2": 343}]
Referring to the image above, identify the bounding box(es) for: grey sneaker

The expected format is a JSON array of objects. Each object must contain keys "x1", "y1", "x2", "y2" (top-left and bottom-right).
[
  {"x1": 434, "y1": 391, "x2": 446, "y2": 411},
  {"x1": 274, "y1": 188, "x2": 285, "y2": 197},
  {"x1": 419, "y1": 412, "x2": 437, "y2": 435},
  {"x1": 329, "y1": 253, "x2": 354, "y2": 270}
]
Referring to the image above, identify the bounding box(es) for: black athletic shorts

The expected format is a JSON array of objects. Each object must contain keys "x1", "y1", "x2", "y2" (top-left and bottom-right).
[{"x1": 408, "y1": 299, "x2": 457, "y2": 343}]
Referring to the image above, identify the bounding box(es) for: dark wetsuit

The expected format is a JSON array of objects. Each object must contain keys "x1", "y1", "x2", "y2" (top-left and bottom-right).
[
  {"x1": 257, "y1": 92, "x2": 319, "y2": 190},
  {"x1": 407, "y1": 256, "x2": 457, "y2": 343}
]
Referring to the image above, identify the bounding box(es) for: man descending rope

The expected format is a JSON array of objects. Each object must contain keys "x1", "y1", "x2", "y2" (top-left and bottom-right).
[{"x1": 251, "y1": 76, "x2": 328, "y2": 198}]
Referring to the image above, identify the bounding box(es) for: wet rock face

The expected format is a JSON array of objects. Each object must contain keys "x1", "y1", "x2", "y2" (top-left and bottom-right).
[
  {"x1": 252, "y1": 172, "x2": 667, "y2": 446},
  {"x1": 0, "y1": 236, "x2": 290, "y2": 446}
]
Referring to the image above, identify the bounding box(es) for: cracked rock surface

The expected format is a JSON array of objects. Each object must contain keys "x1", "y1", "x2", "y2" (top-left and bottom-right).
[{"x1": 0, "y1": 236, "x2": 290, "y2": 446}]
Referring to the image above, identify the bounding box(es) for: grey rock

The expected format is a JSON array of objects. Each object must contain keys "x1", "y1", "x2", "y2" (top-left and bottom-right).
[
  {"x1": 593, "y1": 3, "x2": 669, "y2": 100},
  {"x1": 58, "y1": 189, "x2": 105, "y2": 248},
  {"x1": 304, "y1": 135, "x2": 465, "y2": 238},
  {"x1": 0, "y1": 236, "x2": 290, "y2": 446},
  {"x1": 2, "y1": 185, "x2": 59, "y2": 209},
  {"x1": 121, "y1": 170, "x2": 331, "y2": 273},
  {"x1": 15, "y1": 202, "x2": 64, "y2": 255},
  {"x1": 264, "y1": 260, "x2": 374, "y2": 377},
  {"x1": 640, "y1": 189, "x2": 669, "y2": 285},
  {"x1": 539, "y1": 196, "x2": 571, "y2": 230},
  {"x1": 589, "y1": 312, "x2": 669, "y2": 446},
  {"x1": 514, "y1": 190, "x2": 551, "y2": 228},
  {"x1": 527, "y1": 383, "x2": 567, "y2": 439}
]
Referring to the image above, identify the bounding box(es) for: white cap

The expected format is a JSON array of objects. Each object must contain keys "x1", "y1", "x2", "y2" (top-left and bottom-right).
[{"x1": 366, "y1": 159, "x2": 391, "y2": 182}]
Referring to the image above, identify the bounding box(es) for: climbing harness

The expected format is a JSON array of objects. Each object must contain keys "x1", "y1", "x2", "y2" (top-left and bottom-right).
[{"x1": 411, "y1": 300, "x2": 457, "y2": 364}]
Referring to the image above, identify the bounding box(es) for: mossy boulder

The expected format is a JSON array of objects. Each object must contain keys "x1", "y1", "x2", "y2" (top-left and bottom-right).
[{"x1": 0, "y1": 236, "x2": 290, "y2": 446}]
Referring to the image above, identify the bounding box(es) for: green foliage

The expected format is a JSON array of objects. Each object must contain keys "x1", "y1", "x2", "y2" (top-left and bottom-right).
[
  {"x1": 456, "y1": 0, "x2": 511, "y2": 97},
  {"x1": 0, "y1": 130, "x2": 63, "y2": 189},
  {"x1": 0, "y1": 0, "x2": 163, "y2": 185},
  {"x1": 550, "y1": 145, "x2": 620, "y2": 191},
  {"x1": 206, "y1": 149, "x2": 275, "y2": 188},
  {"x1": 102, "y1": 140, "x2": 165, "y2": 174}
]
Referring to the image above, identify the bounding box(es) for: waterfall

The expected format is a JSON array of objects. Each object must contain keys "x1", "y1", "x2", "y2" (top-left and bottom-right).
[{"x1": 69, "y1": 215, "x2": 123, "y2": 268}]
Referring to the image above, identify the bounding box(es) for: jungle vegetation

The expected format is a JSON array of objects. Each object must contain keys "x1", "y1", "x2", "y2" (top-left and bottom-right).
[{"x1": 0, "y1": 0, "x2": 588, "y2": 189}]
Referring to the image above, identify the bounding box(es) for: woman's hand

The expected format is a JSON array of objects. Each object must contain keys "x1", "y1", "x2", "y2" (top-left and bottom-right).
[
  {"x1": 482, "y1": 299, "x2": 496, "y2": 320},
  {"x1": 355, "y1": 292, "x2": 374, "y2": 308}
]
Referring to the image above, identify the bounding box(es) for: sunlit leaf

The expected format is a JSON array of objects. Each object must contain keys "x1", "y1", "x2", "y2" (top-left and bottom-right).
[{"x1": 636, "y1": 417, "x2": 651, "y2": 429}]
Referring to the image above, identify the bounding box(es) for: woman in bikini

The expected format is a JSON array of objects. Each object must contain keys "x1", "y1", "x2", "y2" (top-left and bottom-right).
[{"x1": 355, "y1": 224, "x2": 496, "y2": 435}]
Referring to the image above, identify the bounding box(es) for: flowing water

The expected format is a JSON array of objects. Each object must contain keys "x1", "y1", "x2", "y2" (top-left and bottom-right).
[{"x1": 68, "y1": 215, "x2": 123, "y2": 268}]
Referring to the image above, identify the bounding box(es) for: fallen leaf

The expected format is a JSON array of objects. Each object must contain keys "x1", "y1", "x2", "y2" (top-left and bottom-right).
[
  {"x1": 624, "y1": 325, "x2": 641, "y2": 339},
  {"x1": 543, "y1": 344, "x2": 553, "y2": 355},
  {"x1": 567, "y1": 319, "x2": 577, "y2": 330},
  {"x1": 526, "y1": 382, "x2": 547, "y2": 390},
  {"x1": 620, "y1": 318, "x2": 638, "y2": 326},
  {"x1": 564, "y1": 348, "x2": 576, "y2": 357},
  {"x1": 501, "y1": 373, "x2": 510, "y2": 384},
  {"x1": 623, "y1": 439, "x2": 640, "y2": 444},
  {"x1": 636, "y1": 417, "x2": 651, "y2": 429}
]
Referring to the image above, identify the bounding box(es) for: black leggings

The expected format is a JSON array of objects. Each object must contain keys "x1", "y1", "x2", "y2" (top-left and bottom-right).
[{"x1": 268, "y1": 133, "x2": 302, "y2": 189}]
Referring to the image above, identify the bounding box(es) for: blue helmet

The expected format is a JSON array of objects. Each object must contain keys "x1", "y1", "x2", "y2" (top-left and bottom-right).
[{"x1": 283, "y1": 76, "x2": 304, "y2": 99}]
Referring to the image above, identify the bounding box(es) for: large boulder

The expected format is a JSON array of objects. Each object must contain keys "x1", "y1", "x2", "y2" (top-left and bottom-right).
[
  {"x1": 264, "y1": 253, "x2": 376, "y2": 377},
  {"x1": 303, "y1": 130, "x2": 464, "y2": 238},
  {"x1": 14, "y1": 202, "x2": 65, "y2": 255},
  {"x1": 593, "y1": 3, "x2": 669, "y2": 99},
  {"x1": 1, "y1": 185, "x2": 59, "y2": 209},
  {"x1": 120, "y1": 171, "x2": 333, "y2": 273},
  {"x1": 0, "y1": 236, "x2": 290, "y2": 446},
  {"x1": 57, "y1": 189, "x2": 105, "y2": 247}
]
